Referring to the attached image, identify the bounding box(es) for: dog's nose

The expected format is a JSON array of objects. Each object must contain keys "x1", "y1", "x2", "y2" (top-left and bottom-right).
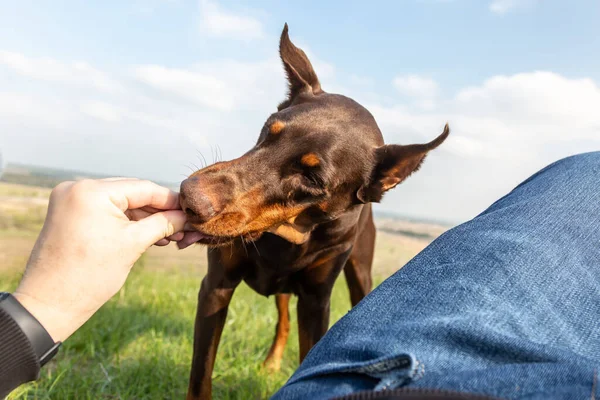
[{"x1": 180, "y1": 177, "x2": 218, "y2": 224}]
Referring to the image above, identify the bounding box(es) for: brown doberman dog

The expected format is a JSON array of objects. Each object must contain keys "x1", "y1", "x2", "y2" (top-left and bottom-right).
[{"x1": 179, "y1": 24, "x2": 449, "y2": 400}]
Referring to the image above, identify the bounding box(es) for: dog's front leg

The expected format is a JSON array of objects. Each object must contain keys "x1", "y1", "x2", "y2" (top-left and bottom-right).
[
  {"x1": 186, "y1": 278, "x2": 237, "y2": 400},
  {"x1": 187, "y1": 249, "x2": 243, "y2": 400},
  {"x1": 297, "y1": 291, "x2": 332, "y2": 362},
  {"x1": 296, "y1": 249, "x2": 352, "y2": 362}
]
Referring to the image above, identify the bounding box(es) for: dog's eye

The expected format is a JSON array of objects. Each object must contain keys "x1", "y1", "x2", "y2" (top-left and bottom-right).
[
  {"x1": 302, "y1": 171, "x2": 323, "y2": 188},
  {"x1": 289, "y1": 183, "x2": 325, "y2": 203},
  {"x1": 299, "y1": 172, "x2": 326, "y2": 198},
  {"x1": 283, "y1": 172, "x2": 326, "y2": 204},
  {"x1": 286, "y1": 159, "x2": 324, "y2": 188}
]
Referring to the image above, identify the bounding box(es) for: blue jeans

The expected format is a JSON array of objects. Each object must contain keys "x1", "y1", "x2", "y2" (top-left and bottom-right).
[{"x1": 273, "y1": 152, "x2": 600, "y2": 400}]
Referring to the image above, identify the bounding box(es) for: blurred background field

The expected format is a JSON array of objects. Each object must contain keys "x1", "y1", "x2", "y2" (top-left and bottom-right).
[{"x1": 0, "y1": 164, "x2": 451, "y2": 399}]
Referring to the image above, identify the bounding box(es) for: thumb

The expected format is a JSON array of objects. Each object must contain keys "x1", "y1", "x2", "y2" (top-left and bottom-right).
[{"x1": 131, "y1": 210, "x2": 187, "y2": 249}]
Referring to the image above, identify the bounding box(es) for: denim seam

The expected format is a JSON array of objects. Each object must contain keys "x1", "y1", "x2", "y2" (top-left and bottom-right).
[
  {"x1": 413, "y1": 358, "x2": 425, "y2": 382},
  {"x1": 287, "y1": 354, "x2": 414, "y2": 386},
  {"x1": 374, "y1": 357, "x2": 425, "y2": 391},
  {"x1": 342, "y1": 357, "x2": 411, "y2": 374}
]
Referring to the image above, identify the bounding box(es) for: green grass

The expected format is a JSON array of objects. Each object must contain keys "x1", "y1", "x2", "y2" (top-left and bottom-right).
[
  {"x1": 0, "y1": 181, "x2": 433, "y2": 399},
  {"x1": 0, "y1": 182, "x2": 52, "y2": 198},
  {"x1": 0, "y1": 182, "x2": 49, "y2": 233},
  {"x1": 3, "y1": 263, "x2": 374, "y2": 400},
  {"x1": 0, "y1": 207, "x2": 47, "y2": 233}
]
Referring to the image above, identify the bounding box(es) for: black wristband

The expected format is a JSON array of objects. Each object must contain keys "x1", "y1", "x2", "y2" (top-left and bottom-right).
[{"x1": 0, "y1": 293, "x2": 61, "y2": 366}]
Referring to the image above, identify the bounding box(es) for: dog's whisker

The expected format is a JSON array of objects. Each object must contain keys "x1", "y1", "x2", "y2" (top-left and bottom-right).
[
  {"x1": 240, "y1": 234, "x2": 249, "y2": 256},
  {"x1": 250, "y1": 238, "x2": 261, "y2": 257},
  {"x1": 196, "y1": 149, "x2": 208, "y2": 168},
  {"x1": 208, "y1": 145, "x2": 214, "y2": 165},
  {"x1": 196, "y1": 155, "x2": 205, "y2": 169}
]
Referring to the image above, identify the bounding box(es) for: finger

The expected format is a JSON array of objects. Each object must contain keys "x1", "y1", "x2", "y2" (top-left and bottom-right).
[
  {"x1": 139, "y1": 205, "x2": 161, "y2": 214},
  {"x1": 130, "y1": 210, "x2": 187, "y2": 247},
  {"x1": 125, "y1": 206, "x2": 170, "y2": 222},
  {"x1": 105, "y1": 180, "x2": 181, "y2": 211},
  {"x1": 168, "y1": 232, "x2": 185, "y2": 241},
  {"x1": 154, "y1": 238, "x2": 170, "y2": 246},
  {"x1": 125, "y1": 208, "x2": 152, "y2": 221}
]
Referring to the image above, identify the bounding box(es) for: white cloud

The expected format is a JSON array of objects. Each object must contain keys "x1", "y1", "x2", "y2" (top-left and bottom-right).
[
  {"x1": 0, "y1": 51, "x2": 121, "y2": 93},
  {"x1": 0, "y1": 52, "x2": 292, "y2": 183},
  {"x1": 369, "y1": 71, "x2": 600, "y2": 221},
  {"x1": 393, "y1": 75, "x2": 438, "y2": 98},
  {"x1": 392, "y1": 75, "x2": 439, "y2": 110},
  {"x1": 0, "y1": 91, "x2": 77, "y2": 126},
  {"x1": 134, "y1": 65, "x2": 234, "y2": 110},
  {"x1": 80, "y1": 101, "x2": 122, "y2": 122},
  {"x1": 376, "y1": 71, "x2": 600, "y2": 159},
  {"x1": 454, "y1": 72, "x2": 600, "y2": 136},
  {"x1": 489, "y1": 0, "x2": 538, "y2": 15},
  {"x1": 133, "y1": 57, "x2": 287, "y2": 112},
  {"x1": 198, "y1": 0, "x2": 264, "y2": 40}
]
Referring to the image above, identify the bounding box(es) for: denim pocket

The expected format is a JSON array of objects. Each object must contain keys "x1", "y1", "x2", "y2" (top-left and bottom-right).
[{"x1": 288, "y1": 353, "x2": 422, "y2": 391}]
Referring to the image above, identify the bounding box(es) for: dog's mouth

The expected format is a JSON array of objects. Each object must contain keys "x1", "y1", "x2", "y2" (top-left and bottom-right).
[{"x1": 177, "y1": 229, "x2": 264, "y2": 249}]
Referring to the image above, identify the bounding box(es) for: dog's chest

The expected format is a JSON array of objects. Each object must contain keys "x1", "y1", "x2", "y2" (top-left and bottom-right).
[
  {"x1": 241, "y1": 233, "x2": 355, "y2": 297},
  {"x1": 241, "y1": 234, "x2": 311, "y2": 296},
  {"x1": 240, "y1": 209, "x2": 364, "y2": 296}
]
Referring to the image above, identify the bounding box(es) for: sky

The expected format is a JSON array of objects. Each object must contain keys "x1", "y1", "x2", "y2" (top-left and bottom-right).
[{"x1": 0, "y1": 0, "x2": 599, "y2": 223}]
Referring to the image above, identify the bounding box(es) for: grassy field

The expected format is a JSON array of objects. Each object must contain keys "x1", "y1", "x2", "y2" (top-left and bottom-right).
[{"x1": 0, "y1": 181, "x2": 445, "y2": 400}]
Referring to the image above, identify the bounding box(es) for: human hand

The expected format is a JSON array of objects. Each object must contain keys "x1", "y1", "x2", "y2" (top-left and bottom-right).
[{"x1": 13, "y1": 178, "x2": 188, "y2": 342}]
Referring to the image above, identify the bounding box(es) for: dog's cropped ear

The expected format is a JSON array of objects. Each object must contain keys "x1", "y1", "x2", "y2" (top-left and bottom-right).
[
  {"x1": 357, "y1": 124, "x2": 450, "y2": 203},
  {"x1": 279, "y1": 23, "x2": 322, "y2": 106}
]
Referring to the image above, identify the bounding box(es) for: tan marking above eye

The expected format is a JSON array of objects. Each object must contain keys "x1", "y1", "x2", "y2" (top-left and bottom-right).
[
  {"x1": 301, "y1": 153, "x2": 320, "y2": 167},
  {"x1": 269, "y1": 120, "x2": 285, "y2": 135}
]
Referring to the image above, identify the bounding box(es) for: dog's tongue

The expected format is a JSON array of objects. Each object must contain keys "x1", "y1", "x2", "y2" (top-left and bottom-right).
[{"x1": 177, "y1": 231, "x2": 208, "y2": 249}]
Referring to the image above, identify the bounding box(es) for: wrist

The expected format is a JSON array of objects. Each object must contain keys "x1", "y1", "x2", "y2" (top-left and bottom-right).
[
  {"x1": 0, "y1": 293, "x2": 62, "y2": 367},
  {"x1": 12, "y1": 292, "x2": 76, "y2": 343}
]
